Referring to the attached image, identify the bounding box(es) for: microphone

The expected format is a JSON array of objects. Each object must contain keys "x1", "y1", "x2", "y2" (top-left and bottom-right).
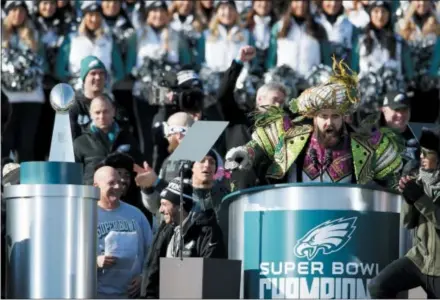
[
  {"x1": 309, "y1": 148, "x2": 320, "y2": 171},
  {"x1": 323, "y1": 149, "x2": 333, "y2": 170}
]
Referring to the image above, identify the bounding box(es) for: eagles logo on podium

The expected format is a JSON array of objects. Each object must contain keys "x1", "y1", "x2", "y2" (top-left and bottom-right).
[{"x1": 294, "y1": 217, "x2": 358, "y2": 261}]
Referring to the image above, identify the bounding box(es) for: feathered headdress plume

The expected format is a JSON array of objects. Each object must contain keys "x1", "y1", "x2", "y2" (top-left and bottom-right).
[{"x1": 290, "y1": 57, "x2": 360, "y2": 118}]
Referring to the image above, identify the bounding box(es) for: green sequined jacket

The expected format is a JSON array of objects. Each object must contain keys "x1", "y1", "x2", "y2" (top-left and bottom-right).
[{"x1": 244, "y1": 113, "x2": 403, "y2": 189}]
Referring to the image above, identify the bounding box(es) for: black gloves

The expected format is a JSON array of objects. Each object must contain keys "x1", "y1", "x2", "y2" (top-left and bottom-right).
[{"x1": 402, "y1": 180, "x2": 425, "y2": 204}]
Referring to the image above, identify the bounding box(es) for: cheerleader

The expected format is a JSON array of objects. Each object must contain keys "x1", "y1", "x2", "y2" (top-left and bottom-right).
[
  {"x1": 168, "y1": 0, "x2": 199, "y2": 32},
  {"x1": 196, "y1": 0, "x2": 255, "y2": 72},
  {"x1": 194, "y1": 0, "x2": 215, "y2": 31},
  {"x1": 33, "y1": 0, "x2": 64, "y2": 85},
  {"x1": 315, "y1": 0, "x2": 359, "y2": 68},
  {"x1": 123, "y1": 0, "x2": 144, "y2": 30},
  {"x1": 126, "y1": 0, "x2": 191, "y2": 74},
  {"x1": 101, "y1": 0, "x2": 135, "y2": 63},
  {"x1": 397, "y1": 0, "x2": 440, "y2": 123},
  {"x1": 352, "y1": 1, "x2": 414, "y2": 82},
  {"x1": 54, "y1": 0, "x2": 79, "y2": 31},
  {"x1": 266, "y1": 0, "x2": 330, "y2": 78},
  {"x1": 168, "y1": 0, "x2": 205, "y2": 64},
  {"x1": 243, "y1": 0, "x2": 277, "y2": 74},
  {"x1": 101, "y1": 0, "x2": 137, "y2": 139},
  {"x1": 1, "y1": 0, "x2": 48, "y2": 162},
  {"x1": 55, "y1": 1, "x2": 125, "y2": 88}
]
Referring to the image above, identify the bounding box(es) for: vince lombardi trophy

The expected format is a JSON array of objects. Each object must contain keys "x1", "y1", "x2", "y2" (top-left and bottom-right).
[{"x1": 48, "y1": 83, "x2": 76, "y2": 162}]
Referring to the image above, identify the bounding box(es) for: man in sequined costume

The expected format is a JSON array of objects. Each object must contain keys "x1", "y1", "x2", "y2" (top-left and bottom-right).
[{"x1": 225, "y1": 59, "x2": 403, "y2": 188}]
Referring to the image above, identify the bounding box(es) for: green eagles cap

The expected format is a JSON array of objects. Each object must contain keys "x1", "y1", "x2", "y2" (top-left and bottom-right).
[{"x1": 80, "y1": 55, "x2": 107, "y2": 82}]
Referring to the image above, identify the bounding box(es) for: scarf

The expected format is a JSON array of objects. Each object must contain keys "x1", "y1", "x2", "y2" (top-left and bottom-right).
[
  {"x1": 417, "y1": 168, "x2": 440, "y2": 200},
  {"x1": 90, "y1": 121, "x2": 120, "y2": 143}
]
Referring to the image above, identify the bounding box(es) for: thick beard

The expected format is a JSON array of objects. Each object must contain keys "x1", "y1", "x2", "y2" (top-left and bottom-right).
[{"x1": 316, "y1": 126, "x2": 344, "y2": 148}]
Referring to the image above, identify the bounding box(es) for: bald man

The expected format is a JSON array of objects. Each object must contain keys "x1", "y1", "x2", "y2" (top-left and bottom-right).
[
  {"x1": 94, "y1": 166, "x2": 152, "y2": 299},
  {"x1": 164, "y1": 112, "x2": 194, "y2": 153},
  {"x1": 74, "y1": 95, "x2": 143, "y2": 185}
]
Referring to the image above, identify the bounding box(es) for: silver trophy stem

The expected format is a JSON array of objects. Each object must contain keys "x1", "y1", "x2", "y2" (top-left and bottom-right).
[
  {"x1": 48, "y1": 83, "x2": 76, "y2": 162},
  {"x1": 49, "y1": 114, "x2": 75, "y2": 162}
]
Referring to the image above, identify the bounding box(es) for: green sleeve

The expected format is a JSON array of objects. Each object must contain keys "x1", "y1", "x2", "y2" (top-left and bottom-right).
[
  {"x1": 401, "y1": 40, "x2": 415, "y2": 81},
  {"x1": 195, "y1": 32, "x2": 206, "y2": 66},
  {"x1": 350, "y1": 27, "x2": 360, "y2": 72},
  {"x1": 428, "y1": 37, "x2": 440, "y2": 77},
  {"x1": 125, "y1": 32, "x2": 137, "y2": 76},
  {"x1": 111, "y1": 40, "x2": 125, "y2": 82},
  {"x1": 178, "y1": 37, "x2": 192, "y2": 66},
  {"x1": 55, "y1": 35, "x2": 71, "y2": 82},
  {"x1": 265, "y1": 23, "x2": 279, "y2": 70},
  {"x1": 320, "y1": 40, "x2": 332, "y2": 67},
  {"x1": 37, "y1": 40, "x2": 49, "y2": 74},
  {"x1": 247, "y1": 31, "x2": 258, "y2": 69}
]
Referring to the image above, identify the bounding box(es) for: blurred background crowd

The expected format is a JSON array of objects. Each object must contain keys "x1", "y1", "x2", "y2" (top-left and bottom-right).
[{"x1": 1, "y1": 0, "x2": 440, "y2": 298}]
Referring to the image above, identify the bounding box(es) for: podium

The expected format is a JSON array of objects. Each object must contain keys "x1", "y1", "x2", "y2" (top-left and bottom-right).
[
  {"x1": 223, "y1": 183, "x2": 409, "y2": 299},
  {"x1": 3, "y1": 162, "x2": 99, "y2": 298},
  {"x1": 160, "y1": 258, "x2": 241, "y2": 299}
]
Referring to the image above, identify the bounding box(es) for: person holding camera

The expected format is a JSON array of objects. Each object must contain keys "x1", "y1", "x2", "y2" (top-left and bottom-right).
[
  {"x1": 148, "y1": 67, "x2": 225, "y2": 172},
  {"x1": 368, "y1": 127, "x2": 440, "y2": 298},
  {"x1": 125, "y1": 0, "x2": 192, "y2": 164}
]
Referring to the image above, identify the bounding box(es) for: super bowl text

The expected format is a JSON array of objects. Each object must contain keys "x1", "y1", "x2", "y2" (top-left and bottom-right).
[{"x1": 258, "y1": 261, "x2": 380, "y2": 299}]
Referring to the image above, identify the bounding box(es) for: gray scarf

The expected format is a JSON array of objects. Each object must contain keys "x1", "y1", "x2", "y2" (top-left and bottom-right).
[{"x1": 417, "y1": 168, "x2": 440, "y2": 200}]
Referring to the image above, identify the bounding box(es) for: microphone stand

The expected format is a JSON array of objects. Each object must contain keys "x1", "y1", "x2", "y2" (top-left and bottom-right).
[
  {"x1": 178, "y1": 160, "x2": 191, "y2": 261},
  {"x1": 321, "y1": 150, "x2": 333, "y2": 183}
]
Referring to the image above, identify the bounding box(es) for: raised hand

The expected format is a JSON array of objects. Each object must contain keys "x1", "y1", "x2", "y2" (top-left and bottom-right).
[
  {"x1": 225, "y1": 146, "x2": 253, "y2": 171},
  {"x1": 134, "y1": 162, "x2": 158, "y2": 189},
  {"x1": 238, "y1": 45, "x2": 256, "y2": 62}
]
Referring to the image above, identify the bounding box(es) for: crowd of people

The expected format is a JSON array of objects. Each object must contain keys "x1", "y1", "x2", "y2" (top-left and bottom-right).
[{"x1": 1, "y1": 0, "x2": 440, "y2": 299}]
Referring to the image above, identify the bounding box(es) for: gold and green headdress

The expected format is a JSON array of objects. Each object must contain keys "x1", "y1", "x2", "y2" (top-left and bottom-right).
[{"x1": 290, "y1": 58, "x2": 360, "y2": 119}]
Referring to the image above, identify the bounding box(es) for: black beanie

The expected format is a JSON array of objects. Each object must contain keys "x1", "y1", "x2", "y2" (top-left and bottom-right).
[
  {"x1": 206, "y1": 149, "x2": 219, "y2": 172},
  {"x1": 420, "y1": 128, "x2": 440, "y2": 155},
  {"x1": 160, "y1": 178, "x2": 194, "y2": 212},
  {"x1": 191, "y1": 149, "x2": 219, "y2": 172}
]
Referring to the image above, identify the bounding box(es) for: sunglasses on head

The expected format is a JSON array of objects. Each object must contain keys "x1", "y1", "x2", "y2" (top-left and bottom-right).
[{"x1": 164, "y1": 125, "x2": 187, "y2": 137}]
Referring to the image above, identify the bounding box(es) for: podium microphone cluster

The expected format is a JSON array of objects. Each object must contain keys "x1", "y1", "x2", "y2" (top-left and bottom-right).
[{"x1": 309, "y1": 149, "x2": 333, "y2": 182}]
